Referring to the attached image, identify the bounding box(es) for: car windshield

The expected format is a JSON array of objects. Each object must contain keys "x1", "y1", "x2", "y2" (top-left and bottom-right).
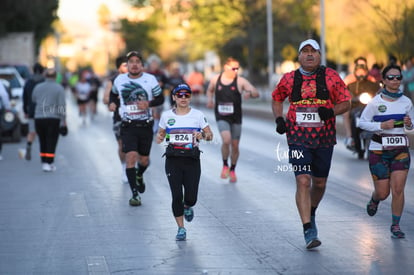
[
  {"x1": 15, "y1": 65, "x2": 31, "y2": 80},
  {"x1": 0, "y1": 73, "x2": 22, "y2": 89}
]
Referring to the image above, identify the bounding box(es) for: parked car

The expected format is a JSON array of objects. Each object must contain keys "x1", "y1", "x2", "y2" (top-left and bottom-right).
[
  {"x1": 0, "y1": 79, "x2": 21, "y2": 142},
  {"x1": 0, "y1": 66, "x2": 28, "y2": 139},
  {"x1": 0, "y1": 66, "x2": 25, "y2": 98},
  {"x1": 0, "y1": 64, "x2": 31, "y2": 80}
]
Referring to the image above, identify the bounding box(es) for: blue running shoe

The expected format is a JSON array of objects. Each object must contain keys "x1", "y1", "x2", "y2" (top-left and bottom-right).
[
  {"x1": 304, "y1": 228, "x2": 321, "y2": 249},
  {"x1": 184, "y1": 207, "x2": 194, "y2": 222},
  {"x1": 176, "y1": 227, "x2": 186, "y2": 241},
  {"x1": 391, "y1": 224, "x2": 405, "y2": 239},
  {"x1": 311, "y1": 215, "x2": 317, "y2": 236}
]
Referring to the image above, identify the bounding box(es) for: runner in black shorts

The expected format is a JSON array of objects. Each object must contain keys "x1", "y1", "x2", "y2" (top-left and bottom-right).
[{"x1": 109, "y1": 51, "x2": 164, "y2": 206}]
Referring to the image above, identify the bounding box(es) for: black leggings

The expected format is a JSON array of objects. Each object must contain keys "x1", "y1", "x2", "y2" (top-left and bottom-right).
[
  {"x1": 165, "y1": 157, "x2": 201, "y2": 217},
  {"x1": 35, "y1": 118, "x2": 60, "y2": 164}
]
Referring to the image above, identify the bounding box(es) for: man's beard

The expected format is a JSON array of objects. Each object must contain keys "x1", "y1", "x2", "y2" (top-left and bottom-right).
[{"x1": 129, "y1": 70, "x2": 141, "y2": 77}]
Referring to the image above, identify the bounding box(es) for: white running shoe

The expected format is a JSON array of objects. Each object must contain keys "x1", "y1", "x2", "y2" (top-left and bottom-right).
[
  {"x1": 42, "y1": 163, "x2": 51, "y2": 172},
  {"x1": 121, "y1": 162, "x2": 128, "y2": 183},
  {"x1": 42, "y1": 163, "x2": 57, "y2": 172},
  {"x1": 18, "y1": 149, "x2": 26, "y2": 159}
]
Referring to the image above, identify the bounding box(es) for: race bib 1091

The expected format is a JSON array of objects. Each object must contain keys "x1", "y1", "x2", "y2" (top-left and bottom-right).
[{"x1": 382, "y1": 134, "x2": 409, "y2": 150}]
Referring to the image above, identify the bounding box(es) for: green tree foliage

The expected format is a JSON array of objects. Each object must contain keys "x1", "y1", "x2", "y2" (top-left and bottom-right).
[
  {"x1": 121, "y1": 0, "x2": 182, "y2": 63},
  {"x1": 367, "y1": 0, "x2": 414, "y2": 63},
  {"x1": 0, "y1": 0, "x2": 59, "y2": 51},
  {"x1": 126, "y1": 0, "x2": 155, "y2": 7},
  {"x1": 324, "y1": 0, "x2": 414, "y2": 67},
  {"x1": 122, "y1": 0, "x2": 319, "y2": 82},
  {"x1": 190, "y1": 0, "x2": 318, "y2": 80},
  {"x1": 119, "y1": 18, "x2": 158, "y2": 58},
  {"x1": 122, "y1": 0, "x2": 414, "y2": 78},
  {"x1": 272, "y1": 0, "x2": 319, "y2": 60},
  {"x1": 191, "y1": 0, "x2": 264, "y2": 76}
]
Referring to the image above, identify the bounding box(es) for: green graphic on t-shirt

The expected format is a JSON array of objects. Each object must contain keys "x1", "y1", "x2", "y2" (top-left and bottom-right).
[{"x1": 121, "y1": 81, "x2": 148, "y2": 103}]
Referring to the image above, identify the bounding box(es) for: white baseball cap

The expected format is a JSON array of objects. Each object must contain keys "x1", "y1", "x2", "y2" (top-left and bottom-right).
[{"x1": 298, "y1": 39, "x2": 320, "y2": 52}]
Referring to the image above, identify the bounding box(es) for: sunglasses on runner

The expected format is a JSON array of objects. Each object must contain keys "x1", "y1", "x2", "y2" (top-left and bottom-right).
[
  {"x1": 226, "y1": 64, "x2": 239, "y2": 71},
  {"x1": 385, "y1": 75, "x2": 403, "y2": 81},
  {"x1": 175, "y1": 93, "x2": 191, "y2": 98}
]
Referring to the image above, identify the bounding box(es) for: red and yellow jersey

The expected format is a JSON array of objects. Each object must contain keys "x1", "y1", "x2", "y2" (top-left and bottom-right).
[{"x1": 272, "y1": 67, "x2": 351, "y2": 147}]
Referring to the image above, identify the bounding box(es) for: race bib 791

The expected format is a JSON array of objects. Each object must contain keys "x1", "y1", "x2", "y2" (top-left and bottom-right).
[{"x1": 296, "y1": 107, "x2": 324, "y2": 127}]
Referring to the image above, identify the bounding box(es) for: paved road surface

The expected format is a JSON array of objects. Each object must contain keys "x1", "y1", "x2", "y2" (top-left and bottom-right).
[{"x1": 1, "y1": 93, "x2": 413, "y2": 274}]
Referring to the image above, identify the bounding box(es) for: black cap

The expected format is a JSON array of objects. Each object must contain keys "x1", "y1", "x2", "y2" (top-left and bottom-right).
[{"x1": 126, "y1": 51, "x2": 143, "y2": 62}]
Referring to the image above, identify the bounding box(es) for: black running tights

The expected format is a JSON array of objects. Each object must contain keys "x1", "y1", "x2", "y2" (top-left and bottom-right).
[{"x1": 165, "y1": 157, "x2": 201, "y2": 217}]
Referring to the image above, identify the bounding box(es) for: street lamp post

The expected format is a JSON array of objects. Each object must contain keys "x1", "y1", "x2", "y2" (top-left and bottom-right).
[
  {"x1": 320, "y1": 0, "x2": 326, "y2": 66},
  {"x1": 267, "y1": 0, "x2": 274, "y2": 92}
]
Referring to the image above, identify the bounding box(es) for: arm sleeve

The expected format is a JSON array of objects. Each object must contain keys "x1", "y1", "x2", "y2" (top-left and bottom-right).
[
  {"x1": 149, "y1": 93, "x2": 164, "y2": 107},
  {"x1": 109, "y1": 89, "x2": 119, "y2": 106},
  {"x1": 109, "y1": 77, "x2": 120, "y2": 105}
]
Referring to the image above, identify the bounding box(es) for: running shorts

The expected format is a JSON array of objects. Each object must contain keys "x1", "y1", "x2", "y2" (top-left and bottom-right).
[
  {"x1": 120, "y1": 120, "x2": 154, "y2": 155},
  {"x1": 217, "y1": 120, "x2": 241, "y2": 140},
  {"x1": 288, "y1": 145, "x2": 334, "y2": 177},
  {"x1": 368, "y1": 148, "x2": 410, "y2": 180}
]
